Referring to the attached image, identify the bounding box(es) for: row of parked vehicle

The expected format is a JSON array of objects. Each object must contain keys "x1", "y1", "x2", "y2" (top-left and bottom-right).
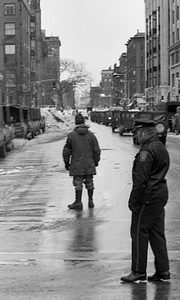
[
  {"x1": 0, "y1": 104, "x2": 46, "y2": 158},
  {"x1": 90, "y1": 108, "x2": 169, "y2": 145}
]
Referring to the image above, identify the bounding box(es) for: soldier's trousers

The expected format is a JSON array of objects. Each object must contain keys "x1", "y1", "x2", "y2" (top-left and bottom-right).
[
  {"x1": 131, "y1": 201, "x2": 169, "y2": 273},
  {"x1": 73, "y1": 175, "x2": 94, "y2": 190}
]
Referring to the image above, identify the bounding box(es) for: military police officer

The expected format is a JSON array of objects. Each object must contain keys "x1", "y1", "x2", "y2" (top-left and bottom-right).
[{"x1": 121, "y1": 119, "x2": 170, "y2": 283}]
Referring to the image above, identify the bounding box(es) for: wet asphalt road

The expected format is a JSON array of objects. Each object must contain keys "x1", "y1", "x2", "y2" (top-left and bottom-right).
[{"x1": 0, "y1": 121, "x2": 180, "y2": 299}]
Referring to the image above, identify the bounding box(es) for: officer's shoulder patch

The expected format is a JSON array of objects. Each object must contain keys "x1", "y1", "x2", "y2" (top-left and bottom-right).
[{"x1": 140, "y1": 151, "x2": 148, "y2": 162}]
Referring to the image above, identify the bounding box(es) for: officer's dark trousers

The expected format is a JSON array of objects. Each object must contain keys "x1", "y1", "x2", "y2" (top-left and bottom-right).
[{"x1": 131, "y1": 201, "x2": 169, "y2": 273}]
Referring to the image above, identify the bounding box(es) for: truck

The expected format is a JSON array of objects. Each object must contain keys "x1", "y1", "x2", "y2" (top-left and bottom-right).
[
  {"x1": 156, "y1": 101, "x2": 180, "y2": 131},
  {"x1": 9, "y1": 104, "x2": 28, "y2": 139},
  {"x1": 111, "y1": 109, "x2": 138, "y2": 134},
  {"x1": 0, "y1": 105, "x2": 15, "y2": 158}
]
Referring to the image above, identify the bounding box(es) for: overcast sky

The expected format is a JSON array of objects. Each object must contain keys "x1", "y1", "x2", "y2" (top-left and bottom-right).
[{"x1": 41, "y1": 0, "x2": 145, "y2": 85}]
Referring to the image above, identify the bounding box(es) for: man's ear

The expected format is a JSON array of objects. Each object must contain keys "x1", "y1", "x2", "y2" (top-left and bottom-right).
[{"x1": 142, "y1": 130, "x2": 146, "y2": 137}]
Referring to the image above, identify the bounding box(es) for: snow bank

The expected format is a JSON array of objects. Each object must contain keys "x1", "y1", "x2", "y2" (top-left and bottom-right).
[{"x1": 40, "y1": 107, "x2": 75, "y2": 132}]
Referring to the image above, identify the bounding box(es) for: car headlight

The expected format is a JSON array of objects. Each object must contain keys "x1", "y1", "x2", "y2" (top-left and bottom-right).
[{"x1": 156, "y1": 122, "x2": 165, "y2": 133}]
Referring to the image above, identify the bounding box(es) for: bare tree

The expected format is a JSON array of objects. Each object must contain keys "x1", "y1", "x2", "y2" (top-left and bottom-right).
[
  {"x1": 41, "y1": 57, "x2": 91, "y2": 107},
  {"x1": 59, "y1": 59, "x2": 92, "y2": 108}
]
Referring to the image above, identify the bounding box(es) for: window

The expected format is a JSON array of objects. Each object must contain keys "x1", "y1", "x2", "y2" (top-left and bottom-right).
[
  {"x1": 176, "y1": 72, "x2": 179, "y2": 78},
  {"x1": 177, "y1": 6, "x2": 179, "y2": 21},
  {"x1": 5, "y1": 23, "x2": 15, "y2": 35},
  {"x1": 4, "y1": 4, "x2": 15, "y2": 15},
  {"x1": 177, "y1": 28, "x2": 179, "y2": 41},
  {"x1": 172, "y1": 74, "x2": 175, "y2": 87},
  {"x1": 172, "y1": 31, "x2": 175, "y2": 43},
  {"x1": 31, "y1": 40, "x2": 35, "y2": 50},
  {"x1": 5, "y1": 44, "x2": 15, "y2": 54},
  {"x1": 31, "y1": 23, "x2": 35, "y2": 33},
  {"x1": 176, "y1": 50, "x2": 179, "y2": 64},
  {"x1": 172, "y1": 11, "x2": 175, "y2": 24}
]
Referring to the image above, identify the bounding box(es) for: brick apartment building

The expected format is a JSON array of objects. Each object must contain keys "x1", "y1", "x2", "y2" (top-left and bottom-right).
[
  {"x1": 90, "y1": 86, "x2": 100, "y2": 107},
  {"x1": 0, "y1": 0, "x2": 33, "y2": 105},
  {"x1": 0, "y1": 0, "x2": 61, "y2": 107},
  {"x1": 41, "y1": 34, "x2": 61, "y2": 107},
  {"x1": 100, "y1": 67, "x2": 113, "y2": 107},
  {"x1": 126, "y1": 31, "x2": 145, "y2": 102}
]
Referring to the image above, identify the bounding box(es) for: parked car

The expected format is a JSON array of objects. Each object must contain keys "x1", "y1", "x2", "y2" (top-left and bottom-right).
[
  {"x1": 9, "y1": 104, "x2": 28, "y2": 139},
  {"x1": 22, "y1": 106, "x2": 35, "y2": 140},
  {"x1": 111, "y1": 108, "x2": 128, "y2": 132},
  {"x1": 117, "y1": 110, "x2": 138, "y2": 135},
  {"x1": 156, "y1": 101, "x2": 180, "y2": 131},
  {"x1": 29, "y1": 107, "x2": 39, "y2": 136},
  {"x1": 37, "y1": 108, "x2": 46, "y2": 133},
  {"x1": 0, "y1": 105, "x2": 15, "y2": 158},
  {"x1": 102, "y1": 110, "x2": 112, "y2": 126}
]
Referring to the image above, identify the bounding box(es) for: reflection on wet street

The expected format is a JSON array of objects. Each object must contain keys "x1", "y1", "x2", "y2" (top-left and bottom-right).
[
  {"x1": 0, "y1": 126, "x2": 180, "y2": 299},
  {"x1": 68, "y1": 210, "x2": 98, "y2": 253},
  {"x1": 120, "y1": 281, "x2": 171, "y2": 300}
]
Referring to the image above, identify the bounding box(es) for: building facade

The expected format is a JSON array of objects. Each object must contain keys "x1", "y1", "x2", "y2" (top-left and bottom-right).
[
  {"x1": 112, "y1": 53, "x2": 127, "y2": 108},
  {"x1": 0, "y1": 0, "x2": 32, "y2": 105},
  {"x1": 30, "y1": 0, "x2": 43, "y2": 107},
  {"x1": 90, "y1": 86, "x2": 100, "y2": 107},
  {"x1": 126, "y1": 31, "x2": 146, "y2": 102},
  {"x1": 0, "y1": 0, "x2": 61, "y2": 107},
  {"x1": 144, "y1": 0, "x2": 170, "y2": 109},
  {"x1": 100, "y1": 68, "x2": 113, "y2": 107},
  {"x1": 169, "y1": 0, "x2": 180, "y2": 101},
  {"x1": 41, "y1": 35, "x2": 61, "y2": 107}
]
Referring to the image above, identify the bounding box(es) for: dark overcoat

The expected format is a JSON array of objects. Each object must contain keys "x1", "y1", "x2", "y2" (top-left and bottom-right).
[{"x1": 63, "y1": 124, "x2": 101, "y2": 176}]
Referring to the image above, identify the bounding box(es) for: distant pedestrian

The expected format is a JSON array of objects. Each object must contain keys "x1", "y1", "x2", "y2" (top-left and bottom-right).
[
  {"x1": 174, "y1": 113, "x2": 179, "y2": 135},
  {"x1": 121, "y1": 119, "x2": 170, "y2": 283},
  {"x1": 62, "y1": 113, "x2": 101, "y2": 210}
]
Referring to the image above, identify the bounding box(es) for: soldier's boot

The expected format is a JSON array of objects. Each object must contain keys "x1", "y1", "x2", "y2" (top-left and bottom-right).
[
  {"x1": 68, "y1": 190, "x2": 83, "y2": 210},
  {"x1": 88, "y1": 189, "x2": 94, "y2": 208}
]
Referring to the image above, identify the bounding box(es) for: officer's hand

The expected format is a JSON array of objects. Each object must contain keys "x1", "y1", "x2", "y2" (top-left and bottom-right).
[{"x1": 65, "y1": 163, "x2": 70, "y2": 170}]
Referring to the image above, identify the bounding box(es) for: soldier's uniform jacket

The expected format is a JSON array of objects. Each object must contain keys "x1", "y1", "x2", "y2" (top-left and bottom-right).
[
  {"x1": 129, "y1": 135, "x2": 170, "y2": 210},
  {"x1": 63, "y1": 124, "x2": 101, "y2": 176}
]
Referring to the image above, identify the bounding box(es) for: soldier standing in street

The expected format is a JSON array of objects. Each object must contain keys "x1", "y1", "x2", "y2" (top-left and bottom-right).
[
  {"x1": 121, "y1": 119, "x2": 170, "y2": 283},
  {"x1": 62, "y1": 113, "x2": 101, "y2": 210}
]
